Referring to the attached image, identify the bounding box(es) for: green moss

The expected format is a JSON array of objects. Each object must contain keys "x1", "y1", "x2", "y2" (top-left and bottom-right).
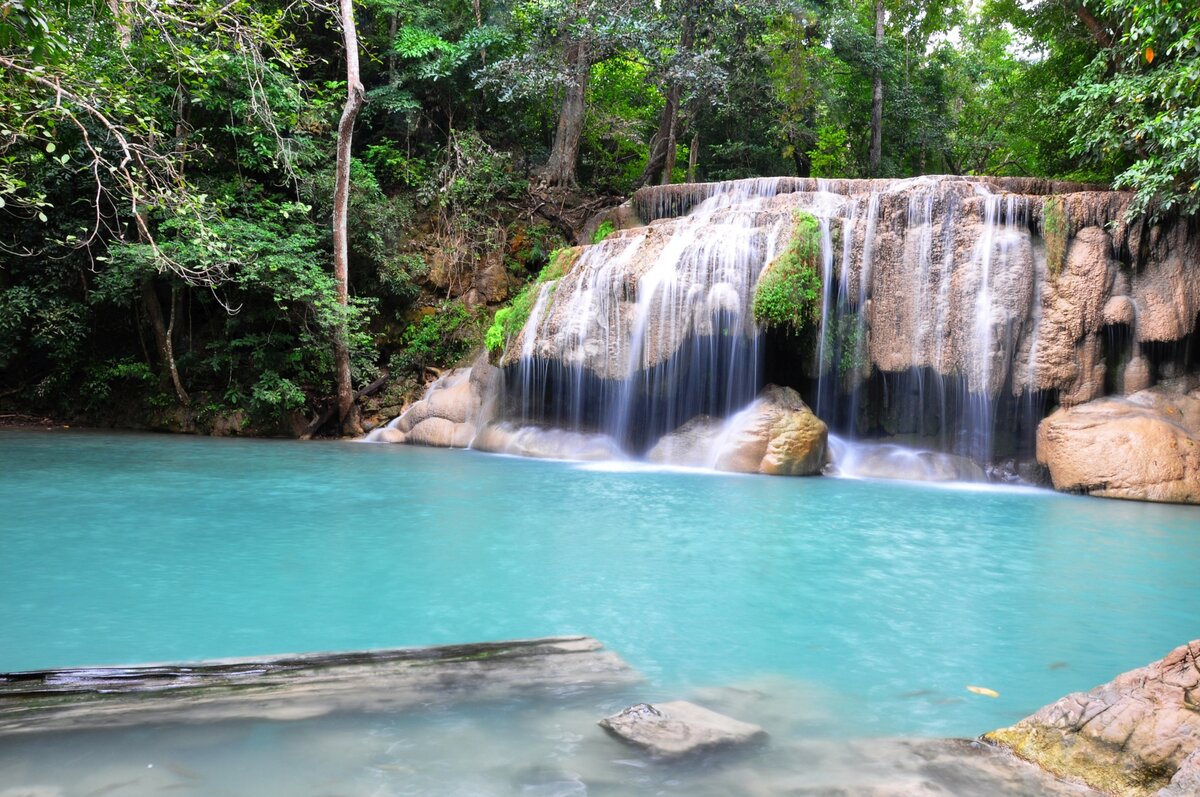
[
  {"x1": 753, "y1": 210, "x2": 823, "y2": 332},
  {"x1": 983, "y1": 725, "x2": 1174, "y2": 797},
  {"x1": 485, "y1": 247, "x2": 581, "y2": 354},
  {"x1": 1043, "y1": 196, "x2": 1068, "y2": 277},
  {"x1": 592, "y1": 219, "x2": 616, "y2": 245}
]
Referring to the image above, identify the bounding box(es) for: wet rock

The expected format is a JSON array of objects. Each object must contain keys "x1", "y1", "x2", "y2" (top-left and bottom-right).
[
  {"x1": 715, "y1": 385, "x2": 829, "y2": 476},
  {"x1": 472, "y1": 423, "x2": 624, "y2": 461},
  {"x1": 829, "y1": 439, "x2": 986, "y2": 483},
  {"x1": 369, "y1": 355, "x2": 500, "y2": 448},
  {"x1": 984, "y1": 639, "x2": 1200, "y2": 796},
  {"x1": 598, "y1": 701, "x2": 767, "y2": 759},
  {"x1": 646, "y1": 415, "x2": 724, "y2": 467},
  {"x1": 1036, "y1": 387, "x2": 1200, "y2": 503}
]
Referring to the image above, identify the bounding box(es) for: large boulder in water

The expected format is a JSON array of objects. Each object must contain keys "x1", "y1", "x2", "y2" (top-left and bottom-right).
[
  {"x1": 714, "y1": 385, "x2": 829, "y2": 476},
  {"x1": 984, "y1": 640, "x2": 1200, "y2": 797},
  {"x1": 1036, "y1": 387, "x2": 1200, "y2": 503}
]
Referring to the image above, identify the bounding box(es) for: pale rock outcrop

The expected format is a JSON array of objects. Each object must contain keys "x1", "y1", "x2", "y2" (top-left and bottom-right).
[
  {"x1": 646, "y1": 415, "x2": 724, "y2": 467},
  {"x1": 370, "y1": 355, "x2": 499, "y2": 448},
  {"x1": 1037, "y1": 387, "x2": 1200, "y2": 503},
  {"x1": 984, "y1": 640, "x2": 1200, "y2": 797},
  {"x1": 599, "y1": 701, "x2": 767, "y2": 759}
]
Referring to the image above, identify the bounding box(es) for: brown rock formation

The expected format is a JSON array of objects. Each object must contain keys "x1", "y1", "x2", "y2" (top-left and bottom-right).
[
  {"x1": 1037, "y1": 387, "x2": 1200, "y2": 503},
  {"x1": 984, "y1": 640, "x2": 1200, "y2": 797}
]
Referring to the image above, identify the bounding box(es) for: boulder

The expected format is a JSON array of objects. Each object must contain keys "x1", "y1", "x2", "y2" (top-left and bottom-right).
[
  {"x1": 984, "y1": 640, "x2": 1200, "y2": 797},
  {"x1": 371, "y1": 356, "x2": 500, "y2": 449},
  {"x1": 645, "y1": 415, "x2": 724, "y2": 467},
  {"x1": 598, "y1": 701, "x2": 767, "y2": 759},
  {"x1": 1036, "y1": 387, "x2": 1200, "y2": 503},
  {"x1": 714, "y1": 385, "x2": 828, "y2": 476},
  {"x1": 405, "y1": 417, "x2": 475, "y2": 448}
]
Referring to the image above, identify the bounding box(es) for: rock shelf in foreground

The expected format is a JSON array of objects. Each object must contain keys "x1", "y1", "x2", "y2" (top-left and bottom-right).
[
  {"x1": 984, "y1": 639, "x2": 1200, "y2": 796},
  {"x1": 0, "y1": 636, "x2": 638, "y2": 735}
]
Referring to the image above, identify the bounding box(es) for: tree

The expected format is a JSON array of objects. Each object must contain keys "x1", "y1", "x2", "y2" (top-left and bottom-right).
[
  {"x1": 1060, "y1": 0, "x2": 1200, "y2": 218},
  {"x1": 332, "y1": 0, "x2": 366, "y2": 435},
  {"x1": 869, "y1": 0, "x2": 884, "y2": 176}
]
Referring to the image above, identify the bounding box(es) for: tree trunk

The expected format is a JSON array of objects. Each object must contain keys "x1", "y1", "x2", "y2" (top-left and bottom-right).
[
  {"x1": 686, "y1": 133, "x2": 698, "y2": 183},
  {"x1": 141, "y1": 279, "x2": 189, "y2": 407},
  {"x1": 869, "y1": 0, "x2": 884, "y2": 177},
  {"x1": 636, "y1": 83, "x2": 681, "y2": 189},
  {"x1": 333, "y1": 0, "x2": 365, "y2": 436},
  {"x1": 543, "y1": 39, "x2": 590, "y2": 187},
  {"x1": 635, "y1": 16, "x2": 695, "y2": 189},
  {"x1": 108, "y1": 0, "x2": 132, "y2": 47}
]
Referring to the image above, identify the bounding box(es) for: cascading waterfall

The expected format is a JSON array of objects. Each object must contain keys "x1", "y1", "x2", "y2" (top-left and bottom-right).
[{"x1": 435, "y1": 174, "x2": 1165, "y2": 480}]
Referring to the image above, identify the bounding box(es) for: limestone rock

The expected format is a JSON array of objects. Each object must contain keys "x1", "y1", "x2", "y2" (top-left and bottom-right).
[
  {"x1": 1037, "y1": 387, "x2": 1200, "y2": 503},
  {"x1": 370, "y1": 355, "x2": 500, "y2": 448},
  {"x1": 715, "y1": 385, "x2": 828, "y2": 476},
  {"x1": 984, "y1": 640, "x2": 1200, "y2": 797},
  {"x1": 598, "y1": 701, "x2": 767, "y2": 759}
]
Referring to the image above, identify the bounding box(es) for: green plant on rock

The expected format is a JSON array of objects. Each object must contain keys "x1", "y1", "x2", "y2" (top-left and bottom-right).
[
  {"x1": 485, "y1": 248, "x2": 581, "y2": 354},
  {"x1": 1043, "y1": 196, "x2": 1068, "y2": 277},
  {"x1": 591, "y1": 220, "x2": 615, "y2": 245},
  {"x1": 753, "y1": 211, "x2": 823, "y2": 333}
]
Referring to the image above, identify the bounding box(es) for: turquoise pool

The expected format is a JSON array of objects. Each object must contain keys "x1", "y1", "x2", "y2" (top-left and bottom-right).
[{"x1": 0, "y1": 429, "x2": 1196, "y2": 794}]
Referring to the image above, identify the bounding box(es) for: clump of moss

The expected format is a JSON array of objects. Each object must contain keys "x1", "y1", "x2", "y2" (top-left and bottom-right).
[
  {"x1": 1043, "y1": 196, "x2": 1068, "y2": 277},
  {"x1": 485, "y1": 247, "x2": 581, "y2": 354},
  {"x1": 753, "y1": 210, "x2": 823, "y2": 332}
]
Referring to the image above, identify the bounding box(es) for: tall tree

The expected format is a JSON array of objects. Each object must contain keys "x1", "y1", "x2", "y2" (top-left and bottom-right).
[
  {"x1": 868, "y1": 0, "x2": 884, "y2": 176},
  {"x1": 333, "y1": 0, "x2": 365, "y2": 434}
]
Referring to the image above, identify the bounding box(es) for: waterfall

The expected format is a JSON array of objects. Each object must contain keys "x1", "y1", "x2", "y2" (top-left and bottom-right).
[{"x1": 469, "y1": 175, "x2": 1159, "y2": 477}]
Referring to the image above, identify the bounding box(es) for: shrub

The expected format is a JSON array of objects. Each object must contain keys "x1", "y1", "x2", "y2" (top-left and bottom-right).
[{"x1": 753, "y1": 211, "x2": 823, "y2": 332}]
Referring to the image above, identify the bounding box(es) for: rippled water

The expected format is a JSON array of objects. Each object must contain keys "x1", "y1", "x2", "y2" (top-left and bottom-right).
[{"x1": 1, "y1": 429, "x2": 1196, "y2": 794}]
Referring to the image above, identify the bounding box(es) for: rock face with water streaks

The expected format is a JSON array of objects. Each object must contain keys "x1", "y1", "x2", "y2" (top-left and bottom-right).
[
  {"x1": 1036, "y1": 386, "x2": 1200, "y2": 503},
  {"x1": 984, "y1": 640, "x2": 1200, "y2": 797},
  {"x1": 494, "y1": 176, "x2": 1198, "y2": 477}
]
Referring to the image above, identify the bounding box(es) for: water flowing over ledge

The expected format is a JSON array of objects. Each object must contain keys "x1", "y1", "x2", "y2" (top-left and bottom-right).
[{"x1": 372, "y1": 175, "x2": 1200, "y2": 496}]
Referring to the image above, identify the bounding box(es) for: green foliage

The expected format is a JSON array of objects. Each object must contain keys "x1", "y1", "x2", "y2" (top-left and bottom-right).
[
  {"x1": 1060, "y1": 0, "x2": 1200, "y2": 218},
  {"x1": 753, "y1": 211, "x2": 823, "y2": 333},
  {"x1": 485, "y1": 248, "x2": 579, "y2": 353},
  {"x1": 393, "y1": 301, "x2": 485, "y2": 374},
  {"x1": 592, "y1": 220, "x2": 616, "y2": 244},
  {"x1": 807, "y1": 126, "x2": 851, "y2": 178}
]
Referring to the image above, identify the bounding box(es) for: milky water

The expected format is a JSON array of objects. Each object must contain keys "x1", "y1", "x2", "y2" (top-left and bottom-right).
[{"x1": 1, "y1": 430, "x2": 1197, "y2": 795}]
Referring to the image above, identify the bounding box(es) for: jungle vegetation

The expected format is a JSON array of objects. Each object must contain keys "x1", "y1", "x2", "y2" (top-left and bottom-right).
[{"x1": 0, "y1": 0, "x2": 1195, "y2": 434}]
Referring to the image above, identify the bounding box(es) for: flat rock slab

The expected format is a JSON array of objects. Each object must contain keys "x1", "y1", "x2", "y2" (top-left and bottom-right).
[
  {"x1": 0, "y1": 636, "x2": 638, "y2": 735},
  {"x1": 599, "y1": 700, "x2": 767, "y2": 758},
  {"x1": 984, "y1": 639, "x2": 1200, "y2": 796}
]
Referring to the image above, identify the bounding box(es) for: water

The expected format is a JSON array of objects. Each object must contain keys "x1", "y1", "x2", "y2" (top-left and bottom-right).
[{"x1": 2, "y1": 430, "x2": 1197, "y2": 794}]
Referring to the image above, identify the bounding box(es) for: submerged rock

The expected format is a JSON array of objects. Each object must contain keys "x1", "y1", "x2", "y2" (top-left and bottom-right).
[
  {"x1": 828, "y1": 437, "x2": 987, "y2": 482},
  {"x1": 1036, "y1": 387, "x2": 1200, "y2": 503},
  {"x1": 598, "y1": 701, "x2": 767, "y2": 759},
  {"x1": 984, "y1": 639, "x2": 1200, "y2": 797},
  {"x1": 472, "y1": 423, "x2": 624, "y2": 461}
]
